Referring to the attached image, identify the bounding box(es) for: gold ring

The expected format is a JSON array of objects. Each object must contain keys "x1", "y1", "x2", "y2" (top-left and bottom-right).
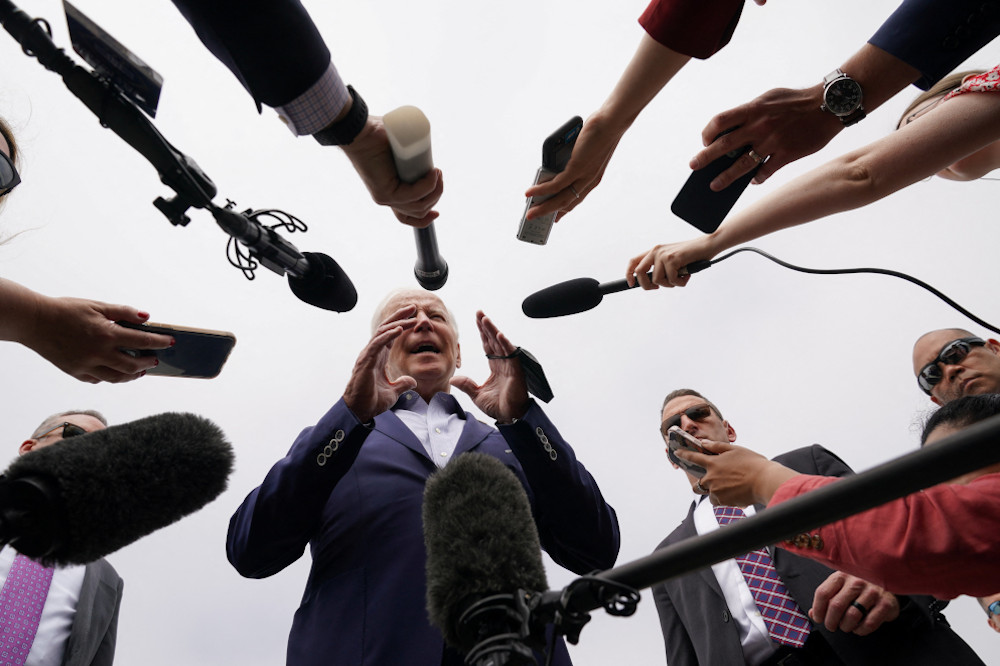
[
  {"x1": 569, "y1": 184, "x2": 581, "y2": 199},
  {"x1": 747, "y1": 149, "x2": 765, "y2": 164}
]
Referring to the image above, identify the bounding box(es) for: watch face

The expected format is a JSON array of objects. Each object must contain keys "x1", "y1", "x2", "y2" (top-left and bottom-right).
[{"x1": 825, "y1": 79, "x2": 862, "y2": 115}]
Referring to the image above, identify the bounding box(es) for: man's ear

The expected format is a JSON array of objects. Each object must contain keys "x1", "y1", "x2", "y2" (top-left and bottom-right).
[
  {"x1": 931, "y1": 395, "x2": 943, "y2": 407},
  {"x1": 725, "y1": 422, "x2": 737, "y2": 443},
  {"x1": 18, "y1": 439, "x2": 36, "y2": 456},
  {"x1": 986, "y1": 339, "x2": 1000, "y2": 355}
]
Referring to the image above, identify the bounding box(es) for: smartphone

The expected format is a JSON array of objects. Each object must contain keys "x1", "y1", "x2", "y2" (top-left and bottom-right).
[
  {"x1": 670, "y1": 128, "x2": 761, "y2": 234},
  {"x1": 118, "y1": 321, "x2": 236, "y2": 379},
  {"x1": 517, "y1": 116, "x2": 584, "y2": 245},
  {"x1": 666, "y1": 426, "x2": 712, "y2": 478}
]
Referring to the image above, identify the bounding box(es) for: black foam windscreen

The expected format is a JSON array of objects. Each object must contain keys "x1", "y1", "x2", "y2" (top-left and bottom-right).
[
  {"x1": 288, "y1": 251, "x2": 358, "y2": 312},
  {"x1": 522, "y1": 277, "x2": 602, "y2": 318},
  {"x1": 423, "y1": 453, "x2": 548, "y2": 648},
  {"x1": 3, "y1": 412, "x2": 234, "y2": 566}
]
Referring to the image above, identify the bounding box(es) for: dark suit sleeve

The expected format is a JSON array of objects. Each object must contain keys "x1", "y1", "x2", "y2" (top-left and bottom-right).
[
  {"x1": 652, "y1": 581, "x2": 699, "y2": 666},
  {"x1": 498, "y1": 401, "x2": 620, "y2": 572},
  {"x1": 226, "y1": 399, "x2": 371, "y2": 578},
  {"x1": 868, "y1": 0, "x2": 1000, "y2": 90},
  {"x1": 171, "y1": 0, "x2": 332, "y2": 107}
]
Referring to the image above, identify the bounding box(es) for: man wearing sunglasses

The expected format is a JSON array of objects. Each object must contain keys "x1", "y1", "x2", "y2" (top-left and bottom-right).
[
  {"x1": 6, "y1": 410, "x2": 123, "y2": 666},
  {"x1": 651, "y1": 389, "x2": 981, "y2": 666},
  {"x1": 912, "y1": 329, "x2": 1000, "y2": 405}
]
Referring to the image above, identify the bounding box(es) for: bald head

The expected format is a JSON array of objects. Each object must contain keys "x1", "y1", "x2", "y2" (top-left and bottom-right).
[{"x1": 912, "y1": 329, "x2": 1000, "y2": 405}]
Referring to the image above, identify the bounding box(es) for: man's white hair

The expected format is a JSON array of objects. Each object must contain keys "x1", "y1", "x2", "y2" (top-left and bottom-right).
[{"x1": 370, "y1": 288, "x2": 459, "y2": 339}]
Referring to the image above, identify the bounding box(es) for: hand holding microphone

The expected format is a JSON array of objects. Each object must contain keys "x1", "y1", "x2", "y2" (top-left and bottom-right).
[{"x1": 383, "y1": 107, "x2": 449, "y2": 290}]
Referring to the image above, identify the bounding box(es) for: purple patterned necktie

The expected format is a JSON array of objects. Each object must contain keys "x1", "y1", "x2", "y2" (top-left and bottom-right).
[
  {"x1": 714, "y1": 506, "x2": 811, "y2": 648},
  {"x1": 0, "y1": 554, "x2": 54, "y2": 666}
]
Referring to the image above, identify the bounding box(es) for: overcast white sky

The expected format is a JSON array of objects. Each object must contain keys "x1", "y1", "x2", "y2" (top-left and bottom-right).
[{"x1": 1, "y1": 0, "x2": 998, "y2": 663}]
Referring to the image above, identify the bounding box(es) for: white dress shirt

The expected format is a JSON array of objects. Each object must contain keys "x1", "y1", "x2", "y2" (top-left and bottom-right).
[{"x1": 392, "y1": 391, "x2": 466, "y2": 468}]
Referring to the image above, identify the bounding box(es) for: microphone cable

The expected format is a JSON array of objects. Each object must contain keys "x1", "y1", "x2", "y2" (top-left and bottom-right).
[
  {"x1": 702, "y1": 247, "x2": 1000, "y2": 336},
  {"x1": 225, "y1": 205, "x2": 308, "y2": 280}
]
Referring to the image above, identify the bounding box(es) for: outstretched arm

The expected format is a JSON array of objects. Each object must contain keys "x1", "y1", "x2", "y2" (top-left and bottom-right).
[{"x1": 627, "y1": 90, "x2": 1000, "y2": 289}]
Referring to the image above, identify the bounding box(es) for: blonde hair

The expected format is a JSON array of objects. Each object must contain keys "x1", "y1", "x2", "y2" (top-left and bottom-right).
[{"x1": 897, "y1": 70, "x2": 984, "y2": 129}]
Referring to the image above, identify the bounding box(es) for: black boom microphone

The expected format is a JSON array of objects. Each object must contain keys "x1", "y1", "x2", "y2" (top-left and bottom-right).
[
  {"x1": 0, "y1": 0, "x2": 356, "y2": 311},
  {"x1": 423, "y1": 453, "x2": 548, "y2": 664},
  {"x1": 384, "y1": 106, "x2": 449, "y2": 291},
  {"x1": 0, "y1": 412, "x2": 234, "y2": 567},
  {"x1": 522, "y1": 262, "x2": 712, "y2": 318}
]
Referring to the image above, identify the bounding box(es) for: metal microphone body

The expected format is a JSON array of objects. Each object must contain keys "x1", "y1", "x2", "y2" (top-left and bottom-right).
[{"x1": 384, "y1": 106, "x2": 449, "y2": 290}]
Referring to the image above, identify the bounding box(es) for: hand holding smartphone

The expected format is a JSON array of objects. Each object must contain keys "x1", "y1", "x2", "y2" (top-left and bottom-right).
[
  {"x1": 517, "y1": 116, "x2": 583, "y2": 245},
  {"x1": 666, "y1": 426, "x2": 714, "y2": 478},
  {"x1": 118, "y1": 321, "x2": 236, "y2": 379},
  {"x1": 671, "y1": 128, "x2": 761, "y2": 234}
]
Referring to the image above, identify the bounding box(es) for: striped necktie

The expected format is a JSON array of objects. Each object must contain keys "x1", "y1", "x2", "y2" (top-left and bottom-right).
[{"x1": 714, "y1": 505, "x2": 811, "y2": 648}]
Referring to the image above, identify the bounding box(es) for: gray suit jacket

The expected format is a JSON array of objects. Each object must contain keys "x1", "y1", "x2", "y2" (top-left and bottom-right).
[
  {"x1": 651, "y1": 445, "x2": 984, "y2": 665},
  {"x1": 61, "y1": 559, "x2": 123, "y2": 666}
]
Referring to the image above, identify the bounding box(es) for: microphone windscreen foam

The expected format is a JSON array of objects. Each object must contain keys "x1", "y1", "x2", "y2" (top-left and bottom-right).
[
  {"x1": 288, "y1": 251, "x2": 358, "y2": 312},
  {"x1": 423, "y1": 453, "x2": 547, "y2": 648},
  {"x1": 5, "y1": 412, "x2": 234, "y2": 566},
  {"x1": 522, "y1": 278, "x2": 602, "y2": 318}
]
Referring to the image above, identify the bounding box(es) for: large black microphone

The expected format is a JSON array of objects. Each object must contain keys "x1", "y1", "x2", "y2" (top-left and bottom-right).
[
  {"x1": 423, "y1": 453, "x2": 548, "y2": 664},
  {"x1": 210, "y1": 205, "x2": 357, "y2": 312},
  {"x1": 384, "y1": 106, "x2": 449, "y2": 291},
  {"x1": 0, "y1": 412, "x2": 234, "y2": 567},
  {"x1": 522, "y1": 262, "x2": 713, "y2": 318}
]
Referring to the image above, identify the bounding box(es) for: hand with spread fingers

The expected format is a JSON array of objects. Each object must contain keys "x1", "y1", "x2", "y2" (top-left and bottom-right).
[
  {"x1": 342, "y1": 304, "x2": 419, "y2": 423},
  {"x1": 451, "y1": 311, "x2": 530, "y2": 423},
  {"x1": 810, "y1": 571, "x2": 900, "y2": 636}
]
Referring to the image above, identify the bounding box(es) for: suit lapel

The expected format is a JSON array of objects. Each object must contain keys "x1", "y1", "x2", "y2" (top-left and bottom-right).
[
  {"x1": 453, "y1": 414, "x2": 493, "y2": 455},
  {"x1": 677, "y1": 506, "x2": 728, "y2": 600},
  {"x1": 374, "y1": 411, "x2": 430, "y2": 459}
]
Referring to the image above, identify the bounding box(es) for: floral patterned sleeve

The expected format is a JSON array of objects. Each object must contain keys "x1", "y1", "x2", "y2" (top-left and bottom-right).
[{"x1": 944, "y1": 64, "x2": 1000, "y2": 100}]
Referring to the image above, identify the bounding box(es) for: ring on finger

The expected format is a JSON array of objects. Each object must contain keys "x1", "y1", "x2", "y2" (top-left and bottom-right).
[
  {"x1": 695, "y1": 481, "x2": 708, "y2": 495},
  {"x1": 747, "y1": 149, "x2": 766, "y2": 164},
  {"x1": 569, "y1": 184, "x2": 581, "y2": 199},
  {"x1": 850, "y1": 601, "x2": 869, "y2": 616}
]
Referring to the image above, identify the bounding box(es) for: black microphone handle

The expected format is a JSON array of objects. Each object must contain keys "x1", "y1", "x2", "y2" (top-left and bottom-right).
[
  {"x1": 384, "y1": 106, "x2": 448, "y2": 291},
  {"x1": 600, "y1": 260, "x2": 714, "y2": 295}
]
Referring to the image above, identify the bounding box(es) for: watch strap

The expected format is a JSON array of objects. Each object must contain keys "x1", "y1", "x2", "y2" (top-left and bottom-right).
[{"x1": 313, "y1": 85, "x2": 369, "y2": 146}]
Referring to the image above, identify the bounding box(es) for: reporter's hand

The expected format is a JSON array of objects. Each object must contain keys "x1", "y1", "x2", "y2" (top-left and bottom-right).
[
  {"x1": 690, "y1": 85, "x2": 843, "y2": 191},
  {"x1": 523, "y1": 115, "x2": 625, "y2": 223},
  {"x1": 675, "y1": 440, "x2": 799, "y2": 507},
  {"x1": 341, "y1": 116, "x2": 444, "y2": 228},
  {"x1": 342, "y1": 305, "x2": 418, "y2": 423},
  {"x1": 626, "y1": 236, "x2": 716, "y2": 289},
  {"x1": 810, "y1": 572, "x2": 900, "y2": 636},
  {"x1": 23, "y1": 296, "x2": 173, "y2": 384}
]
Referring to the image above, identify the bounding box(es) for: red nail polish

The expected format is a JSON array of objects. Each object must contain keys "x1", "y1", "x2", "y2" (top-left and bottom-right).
[
  {"x1": 137, "y1": 311, "x2": 150, "y2": 320},
  {"x1": 169, "y1": 338, "x2": 176, "y2": 347}
]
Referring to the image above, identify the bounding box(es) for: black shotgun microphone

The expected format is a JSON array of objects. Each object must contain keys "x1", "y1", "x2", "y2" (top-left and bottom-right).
[
  {"x1": 423, "y1": 453, "x2": 548, "y2": 664},
  {"x1": 210, "y1": 205, "x2": 357, "y2": 312},
  {"x1": 522, "y1": 261, "x2": 713, "y2": 318},
  {"x1": 0, "y1": 412, "x2": 234, "y2": 566},
  {"x1": 384, "y1": 106, "x2": 449, "y2": 291}
]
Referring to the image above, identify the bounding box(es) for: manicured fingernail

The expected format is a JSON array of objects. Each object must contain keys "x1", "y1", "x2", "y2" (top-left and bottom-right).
[
  {"x1": 169, "y1": 338, "x2": 176, "y2": 347},
  {"x1": 154, "y1": 358, "x2": 160, "y2": 366},
  {"x1": 138, "y1": 311, "x2": 150, "y2": 320}
]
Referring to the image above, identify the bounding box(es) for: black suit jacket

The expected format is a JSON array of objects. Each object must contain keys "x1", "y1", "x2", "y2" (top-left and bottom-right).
[{"x1": 651, "y1": 445, "x2": 984, "y2": 665}]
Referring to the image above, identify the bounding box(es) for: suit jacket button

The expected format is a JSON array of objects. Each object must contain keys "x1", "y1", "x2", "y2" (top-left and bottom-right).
[{"x1": 722, "y1": 609, "x2": 730, "y2": 622}]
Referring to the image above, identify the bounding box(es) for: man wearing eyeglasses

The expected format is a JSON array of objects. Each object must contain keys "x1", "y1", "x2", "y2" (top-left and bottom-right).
[
  {"x1": 5, "y1": 411, "x2": 124, "y2": 666},
  {"x1": 911, "y1": 329, "x2": 1000, "y2": 405},
  {"x1": 651, "y1": 388, "x2": 982, "y2": 665}
]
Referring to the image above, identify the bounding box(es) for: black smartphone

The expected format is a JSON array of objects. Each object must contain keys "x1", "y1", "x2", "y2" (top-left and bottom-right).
[
  {"x1": 118, "y1": 321, "x2": 236, "y2": 379},
  {"x1": 517, "y1": 116, "x2": 584, "y2": 245},
  {"x1": 671, "y1": 128, "x2": 760, "y2": 234}
]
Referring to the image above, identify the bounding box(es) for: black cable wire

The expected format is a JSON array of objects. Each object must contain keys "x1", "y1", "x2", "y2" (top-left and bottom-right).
[
  {"x1": 708, "y1": 247, "x2": 1000, "y2": 335},
  {"x1": 225, "y1": 206, "x2": 309, "y2": 280}
]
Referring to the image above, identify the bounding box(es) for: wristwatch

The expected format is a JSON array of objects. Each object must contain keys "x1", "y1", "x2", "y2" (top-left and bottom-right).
[
  {"x1": 821, "y1": 69, "x2": 866, "y2": 127},
  {"x1": 313, "y1": 85, "x2": 369, "y2": 146}
]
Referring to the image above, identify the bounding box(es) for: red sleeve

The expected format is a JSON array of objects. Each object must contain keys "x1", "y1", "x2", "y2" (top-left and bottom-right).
[
  {"x1": 638, "y1": 0, "x2": 745, "y2": 59},
  {"x1": 771, "y1": 473, "x2": 1000, "y2": 599}
]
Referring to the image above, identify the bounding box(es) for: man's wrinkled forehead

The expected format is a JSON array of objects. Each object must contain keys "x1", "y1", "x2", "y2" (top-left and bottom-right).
[{"x1": 371, "y1": 289, "x2": 456, "y2": 334}]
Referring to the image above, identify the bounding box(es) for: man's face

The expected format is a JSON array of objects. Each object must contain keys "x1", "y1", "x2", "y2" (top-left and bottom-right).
[
  {"x1": 20, "y1": 413, "x2": 106, "y2": 456},
  {"x1": 381, "y1": 292, "x2": 461, "y2": 396},
  {"x1": 912, "y1": 331, "x2": 1000, "y2": 405},
  {"x1": 660, "y1": 395, "x2": 736, "y2": 491}
]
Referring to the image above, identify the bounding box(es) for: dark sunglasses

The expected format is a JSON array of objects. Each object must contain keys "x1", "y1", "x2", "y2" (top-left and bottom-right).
[
  {"x1": 917, "y1": 337, "x2": 985, "y2": 394},
  {"x1": 35, "y1": 422, "x2": 87, "y2": 440},
  {"x1": 0, "y1": 151, "x2": 20, "y2": 197},
  {"x1": 660, "y1": 404, "x2": 713, "y2": 437}
]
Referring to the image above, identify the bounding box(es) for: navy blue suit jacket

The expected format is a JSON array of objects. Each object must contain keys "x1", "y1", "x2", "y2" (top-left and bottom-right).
[
  {"x1": 227, "y1": 397, "x2": 619, "y2": 666},
  {"x1": 651, "y1": 445, "x2": 983, "y2": 665}
]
